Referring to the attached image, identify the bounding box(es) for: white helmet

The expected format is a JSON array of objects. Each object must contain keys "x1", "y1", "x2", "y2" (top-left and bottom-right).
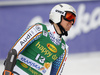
[{"x1": 49, "y1": 3, "x2": 76, "y2": 24}]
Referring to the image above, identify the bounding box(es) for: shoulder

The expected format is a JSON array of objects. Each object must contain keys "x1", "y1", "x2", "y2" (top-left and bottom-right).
[
  {"x1": 26, "y1": 23, "x2": 44, "y2": 33},
  {"x1": 34, "y1": 23, "x2": 43, "y2": 31},
  {"x1": 24, "y1": 23, "x2": 43, "y2": 37},
  {"x1": 34, "y1": 23, "x2": 48, "y2": 31},
  {"x1": 35, "y1": 23, "x2": 46, "y2": 27}
]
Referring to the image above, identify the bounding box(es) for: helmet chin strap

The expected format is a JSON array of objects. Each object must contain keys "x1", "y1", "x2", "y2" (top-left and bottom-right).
[{"x1": 57, "y1": 23, "x2": 68, "y2": 37}]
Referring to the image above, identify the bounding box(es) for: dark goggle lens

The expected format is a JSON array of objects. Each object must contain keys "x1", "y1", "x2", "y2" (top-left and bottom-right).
[{"x1": 64, "y1": 12, "x2": 76, "y2": 24}]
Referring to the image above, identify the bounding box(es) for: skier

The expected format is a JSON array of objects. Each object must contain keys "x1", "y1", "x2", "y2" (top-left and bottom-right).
[{"x1": 3, "y1": 3, "x2": 76, "y2": 75}]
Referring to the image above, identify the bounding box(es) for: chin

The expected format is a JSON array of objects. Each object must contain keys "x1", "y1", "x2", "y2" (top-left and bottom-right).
[{"x1": 66, "y1": 29, "x2": 69, "y2": 31}]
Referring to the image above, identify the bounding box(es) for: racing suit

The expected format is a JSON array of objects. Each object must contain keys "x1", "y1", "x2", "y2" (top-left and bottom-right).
[{"x1": 10, "y1": 23, "x2": 68, "y2": 75}]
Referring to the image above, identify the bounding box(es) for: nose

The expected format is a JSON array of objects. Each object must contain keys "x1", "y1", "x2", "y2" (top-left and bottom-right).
[{"x1": 69, "y1": 21, "x2": 74, "y2": 25}]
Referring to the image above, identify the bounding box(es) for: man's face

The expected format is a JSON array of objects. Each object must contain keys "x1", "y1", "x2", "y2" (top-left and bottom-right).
[{"x1": 60, "y1": 17, "x2": 73, "y2": 31}]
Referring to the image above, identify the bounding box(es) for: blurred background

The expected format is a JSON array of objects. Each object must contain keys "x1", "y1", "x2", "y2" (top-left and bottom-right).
[{"x1": 0, "y1": 0, "x2": 100, "y2": 75}]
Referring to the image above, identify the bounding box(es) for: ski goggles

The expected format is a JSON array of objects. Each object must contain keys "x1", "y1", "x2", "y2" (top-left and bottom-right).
[{"x1": 63, "y1": 11, "x2": 76, "y2": 25}]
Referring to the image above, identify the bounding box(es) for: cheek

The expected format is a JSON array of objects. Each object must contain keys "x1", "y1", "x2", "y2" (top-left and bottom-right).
[
  {"x1": 66, "y1": 25, "x2": 72, "y2": 30},
  {"x1": 62, "y1": 21, "x2": 69, "y2": 27},
  {"x1": 60, "y1": 18, "x2": 70, "y2": 28}
]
